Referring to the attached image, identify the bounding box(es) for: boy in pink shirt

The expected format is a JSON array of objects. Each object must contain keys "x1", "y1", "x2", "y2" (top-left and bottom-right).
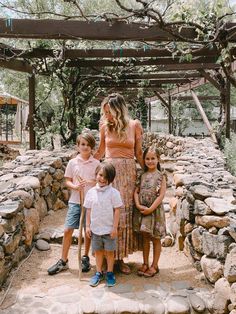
[{"x1": 48, "y1": 133, "x2": 99, "y2": 275}]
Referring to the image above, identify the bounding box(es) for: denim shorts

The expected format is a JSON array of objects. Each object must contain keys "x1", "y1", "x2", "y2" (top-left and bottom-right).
[
  {"x1": 92, "y1": 232, "x2": 116, "y2": 252},
  {"x1": 64, "y1": 203, "x2": 81, "y2": 229}
]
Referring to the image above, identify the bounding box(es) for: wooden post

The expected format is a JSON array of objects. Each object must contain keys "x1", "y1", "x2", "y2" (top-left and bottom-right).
[
  {"x1": 225, "y1": 79, "x2": 231, "y2": 139},
  {"x1": 191, "y1": 90, "x2": 217, "y2": 143},
  {"x1": 29, "y1": 74, "x2": 36, "y2": 149},
  {"x1": 148, "y1": 101, "x2": 151, "y2": 131},
  {"x1": 168, "y1": 94, "x2": 172, "y2": 134}
]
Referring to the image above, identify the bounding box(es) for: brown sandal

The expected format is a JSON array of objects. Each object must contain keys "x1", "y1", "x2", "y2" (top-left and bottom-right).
[
  {"x1": 143, "y1": 266, "x2": 159, "y2": 277},
  {"x1": 118, "y1": 260, "x2": 131, "y2": 275},
  {"x1": 137, "y1": 264, "x2": 148, "y2": 276}
]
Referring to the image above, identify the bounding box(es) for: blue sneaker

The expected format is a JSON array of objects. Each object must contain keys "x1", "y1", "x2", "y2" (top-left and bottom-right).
[
  {"x1": 106, "y1": 272, "x2": 116, "y2": 287},
  {"x1": 89, "y1": 272, "x2": 103, "y2": 287}
]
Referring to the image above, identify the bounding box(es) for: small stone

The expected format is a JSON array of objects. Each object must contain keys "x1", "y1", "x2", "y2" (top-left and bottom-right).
[
  {"x1": 0, "y1": 200, "x2": 24, "y2": 218},
  {"x1": 167, "y1": 295, "x2": 190, "y2": 314},
  {"x1": 188, "y1": 294, "x2": 205, "y2": 313},
  {"x1": 38, "y1": 232, "x2": 51, "y2": 242},
  {"x1": 35, "y1": 239, "x2": 50, "y2": 251},
  {"x1": 205, "y1": 197, "x2": 233, "y2": 215},
  {"x1": 224, "y1": 248, "x2": 236, "y2": 283},
  {"x1": 200, "y1": 255, "x2": 223, "y2": 283},
  {"x1": 162, "y1": 235, "x2": 173, "y2": 247}
]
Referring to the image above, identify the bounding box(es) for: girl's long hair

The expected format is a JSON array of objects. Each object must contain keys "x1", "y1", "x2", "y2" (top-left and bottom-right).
[
  {"x1": 101, "y1": 93, "x2": 130, "y2": 140},
  {"x1": 143, "y1": 146, "x2": 161, "y2": 172}
]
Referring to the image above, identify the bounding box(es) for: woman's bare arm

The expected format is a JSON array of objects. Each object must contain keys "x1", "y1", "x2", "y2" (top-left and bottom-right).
[
  {"x1": 135, "y1": 139, "x2": 144, "y2": 169},
  {"x1": 94, "y1": 126, "x2": 105, "y2": 160}
]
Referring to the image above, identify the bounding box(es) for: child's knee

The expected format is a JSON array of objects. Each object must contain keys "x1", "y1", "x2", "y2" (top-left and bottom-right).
[
  {"x1": 64, "y1": 228, "x2": 74, "y2": 236},
  {"x1": 105, "y1": 250, "x2": 114, "y2": 256}
]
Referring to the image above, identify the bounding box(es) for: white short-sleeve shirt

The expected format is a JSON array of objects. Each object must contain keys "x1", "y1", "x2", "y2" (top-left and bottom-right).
[
  {"x1": 84, "y1": 184, "x2": 123, "y2": 235},
  {"x1": 64, "y1": 155, "x2": 100, "y2": 204}
]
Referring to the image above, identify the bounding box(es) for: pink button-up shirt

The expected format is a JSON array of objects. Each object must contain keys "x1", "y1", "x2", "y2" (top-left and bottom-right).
[{"x1": 64, "y1": 155, "x2": 100, "y2": 204}]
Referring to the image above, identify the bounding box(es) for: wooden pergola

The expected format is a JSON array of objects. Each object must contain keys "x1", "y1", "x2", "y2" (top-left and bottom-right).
[{"x1": 0, "y1": 18, "x2": 235, "y2": 148}]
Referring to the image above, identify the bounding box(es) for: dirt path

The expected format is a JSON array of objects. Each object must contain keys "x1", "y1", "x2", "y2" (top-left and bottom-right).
[{"x1": 0, "y1": 207, "x2": 212, "y2": 312}]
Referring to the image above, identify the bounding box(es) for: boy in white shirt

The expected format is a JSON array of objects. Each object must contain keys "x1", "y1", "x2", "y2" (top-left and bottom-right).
[{"x1": 84, "y1": 162, "x2": 123, "y2": 287}]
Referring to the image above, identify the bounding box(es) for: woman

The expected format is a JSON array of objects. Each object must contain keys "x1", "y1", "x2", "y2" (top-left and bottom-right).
[{"x1": 94, "y1": 93, "x2": 143, "y2": 274}]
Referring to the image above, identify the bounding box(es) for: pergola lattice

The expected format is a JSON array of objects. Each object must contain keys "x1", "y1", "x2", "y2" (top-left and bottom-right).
[{"x1": 0, "y1": 18, "x2": 235, "y2": 148}]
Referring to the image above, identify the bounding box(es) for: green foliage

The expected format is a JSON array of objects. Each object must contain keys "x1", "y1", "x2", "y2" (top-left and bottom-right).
[
  {"x1": 224, "y1": 132, "x2": 236, "y2": 175},
  {"x1": 85, "y1": 107, "x2": 101, "y2": 130},
  {"x1": 172, "y1": 100, "x2": 192, "y2": 136}
]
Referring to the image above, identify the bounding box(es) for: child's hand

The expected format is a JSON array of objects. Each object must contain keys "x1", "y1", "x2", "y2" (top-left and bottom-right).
[
  {"x1": 86, "y1": 227, "x2": 91, "y2": 238},
  {"x1": 74, "y1": 179, "x2": 86, "y2": 190},
  {"x1": 139, "y1": 205, "x2": 148, "y2": 212},
  {"x1": 110, "y1": 227, "x2": 118, "y2": 239},
  {"x1": 141, "y1": 207, "x2": 153, "y2": 215}
]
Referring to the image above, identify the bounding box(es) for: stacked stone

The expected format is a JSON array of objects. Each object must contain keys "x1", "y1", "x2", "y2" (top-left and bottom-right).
[
  {"x1": 0, "y1": 143, "x2": 19, "y2": 162},
  {"x1": 0, "y1": 148, "x2": 76, "y2": 285},
  {"x1": 143, "y1": 132, "x2": 184, "y2": 157},
  {"x1": 170, "y1": 137, "x2": 236, "y2": 313}
]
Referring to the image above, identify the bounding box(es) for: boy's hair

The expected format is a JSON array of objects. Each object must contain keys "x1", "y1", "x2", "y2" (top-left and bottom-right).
[
  {"x1": 76, "y1": 132, "x2": 96, "y2": 149},
  {"x1": 95, "y1": 162, "x2": 116, "y2": 184},
  {"x1": 143, "y1": 146, "x2": 161, "y2": 172}
]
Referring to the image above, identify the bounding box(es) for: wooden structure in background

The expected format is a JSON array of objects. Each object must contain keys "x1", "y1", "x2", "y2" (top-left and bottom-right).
[
  {"x1": 0, "y1": 18, "x2": 235, "y2": 148},
  {"x1": 0, "y1": 92, "x2": 29, "y2": 144}
]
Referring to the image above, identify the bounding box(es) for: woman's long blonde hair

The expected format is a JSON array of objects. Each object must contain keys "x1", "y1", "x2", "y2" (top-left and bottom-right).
[{"x1": 101, "y1": 93, "x2": 130, "y2": 140}]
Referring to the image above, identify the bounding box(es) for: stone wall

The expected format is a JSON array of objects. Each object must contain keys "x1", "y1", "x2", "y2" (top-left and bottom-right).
[
  {"x1": 0, "y1": 133, "x2": 236, "y2": 313},
  {"x1": 0, "y1": 148, "x2": 76, "y2": 285},
  {"x1": 157, "y1": 135, "x2": 236, "y2": 313}
]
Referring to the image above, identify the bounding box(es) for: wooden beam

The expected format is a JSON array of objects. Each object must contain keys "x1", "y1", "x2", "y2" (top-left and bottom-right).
[
  {"x1": 2, "y1": 47, "x2": 233, "y2": 59},
  {"x1": 153, "y1": 91, "x2": 170, "y2": 110},
  {"x1": 225, "y1": 79, "x2": 231, "y2": 139},
  {"x1": 28, "y1": 74, "x2": 36, "y2": 149},
  {"x1": 198, "y1": 70, "x2": 222, "y2": 91},
  {"x1": 120, "y1": 72, "x2": 202, "y2": 79},
  {"x1": 0, "y1": 19, "x2": 236, "y2": 42},
  {"x1": 172, "y1": 95, "x2": 219, "y2": 101},
  {"x1": 147, "y1": 77, "x2": 208, "y2": 102},
  {"x1": 168, "y1": 94, "x2": 172, "y2": 134},
  {"x1": 99, "y1": 83, "x2": 164, "y2": 90},
  {"x1": 148, "y1": 101, "x2": 151, "y2": 131},
  {"x1": 0, "y1": 59, "x2": 33, "y2": 73},
  {"x1": 79, "y1": 72, "x2": 202, "y2": 80},
  {"x1": 0, "y1": 19, "x2": 198, "y2": 41},
  {"x1": 191, "y1": 90, "x2": 217, "y2": 143},
  {"x1": 67, "y1": 61, "x2": 220, "y2": 71},
  {"x1": 101, "y1": 78, "x2": 192, "y2": 85},
  {"x1": 67, "y1": 56, "x2": 217, "y2": 68}
]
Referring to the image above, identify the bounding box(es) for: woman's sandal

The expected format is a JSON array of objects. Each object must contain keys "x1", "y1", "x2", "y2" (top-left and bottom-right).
[
  {"x1": 118, "y1": 260, "x2": 131, "y2": 275},
  {"x1": 143, "y1": 266, "x2": 159, "y2": 278},
  {"x1": 137, "y1": 264, "x2": 148, "y2": 276}
]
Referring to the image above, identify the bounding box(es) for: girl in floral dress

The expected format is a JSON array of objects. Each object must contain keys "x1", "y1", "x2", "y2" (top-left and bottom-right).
[{"x1": 134, "y1": 146, "x2": 166, "y2": 277}]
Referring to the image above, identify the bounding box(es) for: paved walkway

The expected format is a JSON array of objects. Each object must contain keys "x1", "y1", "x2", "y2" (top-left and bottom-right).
[{"x1": 0, "y1": 242, "x2": 213, "y2": 314}]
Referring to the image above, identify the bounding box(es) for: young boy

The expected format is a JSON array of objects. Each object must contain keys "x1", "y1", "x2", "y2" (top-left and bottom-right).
[
  {"x1": 47, "y1": 132, "x2": 100, "y2": 275},
  {"x1": 84, "y1": 162, "x2": 123, "y2": 287}
]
